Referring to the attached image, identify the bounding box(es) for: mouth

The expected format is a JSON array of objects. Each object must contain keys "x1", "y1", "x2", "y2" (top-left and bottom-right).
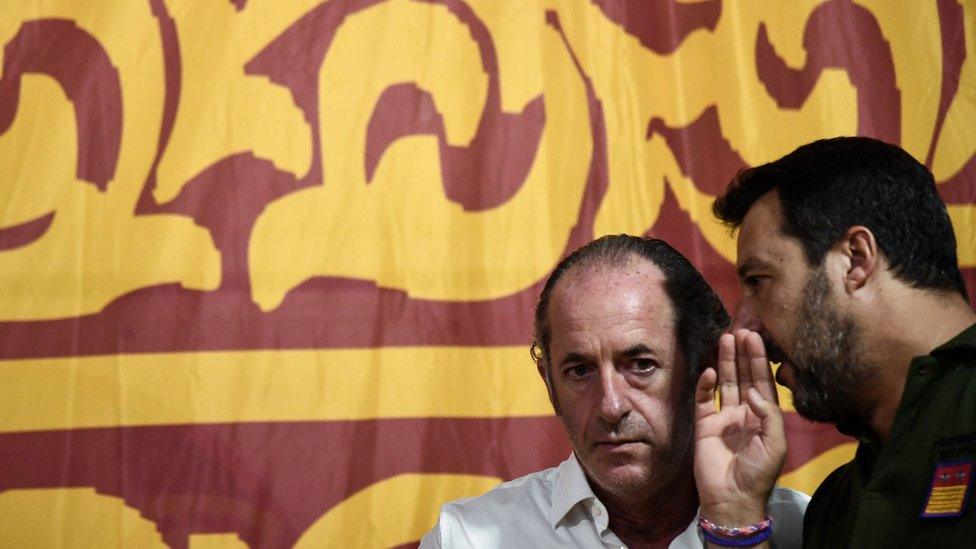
[
  {"x1": 774, "y1": 361, "x2": 795, "y2": 388},
  {"x1": 594, "y1": 439, "x2": 645, "y2": 451},
  {"x1": 762, "y1": 335, "x2": 796, "y2": 388},
  {"x1": 763, "y1": 335, "x2": 787, "y2": 364}
]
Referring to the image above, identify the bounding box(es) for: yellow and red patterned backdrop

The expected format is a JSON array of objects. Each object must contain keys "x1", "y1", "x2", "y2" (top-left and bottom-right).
[{"x1": 1, "y1": 0, "x2": 974, "y2": 546}]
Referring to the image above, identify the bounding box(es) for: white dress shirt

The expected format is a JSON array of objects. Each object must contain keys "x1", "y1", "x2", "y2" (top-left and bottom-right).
[{"x1": 420, "y1": 454, "x2": 809, "y2": 548}]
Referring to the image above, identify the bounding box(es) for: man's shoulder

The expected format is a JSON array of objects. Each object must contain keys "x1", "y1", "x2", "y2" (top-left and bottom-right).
[
  {"x1": 807, "y1": 458, "x2": 855, "y2": 509},
  {"x1": 766, "y1": 485, "x2": 810, "y2": 546},
  {"x1": 769, "y1": 485, "x2": 811, "y2": 507},
  {"x1": 440, "y1": 463, "x2": 561, "y2": 519},
  {"x1": 801, "y1": 457, "x2": 856, "y2": 544},
  {"x1": 420, "y1": 463, "x2": 566, "y2": 548}
]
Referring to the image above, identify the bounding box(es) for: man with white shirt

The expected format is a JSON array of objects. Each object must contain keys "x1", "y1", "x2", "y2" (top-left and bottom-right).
[{"x1": 421, "y1": 235, "x2": 808, "y2": 548}]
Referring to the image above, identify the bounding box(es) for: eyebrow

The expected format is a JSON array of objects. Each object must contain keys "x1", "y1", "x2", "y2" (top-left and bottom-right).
[
  {"x1": 620, "y1": 344, "x2": 655, "y2": 358},
  {"x1": 736, "y1": 257, "x2": 773, "y2": 281},
  {"x1": 558, "y1": 352, "x2": 589, "y2": 368},
  {"x1": 558, "y1": 344, "x2": 656, "y2": 367}
]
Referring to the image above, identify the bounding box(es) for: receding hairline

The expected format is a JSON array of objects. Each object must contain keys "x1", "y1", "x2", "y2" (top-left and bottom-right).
[
  {"x1": 543, "y1": 253, "x2": 675, "y2": 335},
  {"x1": 544, "y1": 256, "x2": 678, "y2": 364},
  {"x1": 548, "y1": 251, "x2": 669, "y2": 301}
]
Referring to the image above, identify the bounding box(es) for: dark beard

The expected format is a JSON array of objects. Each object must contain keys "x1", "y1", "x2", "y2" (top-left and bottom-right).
[{"x1": 788, "y1": 267, "x2": 873, "y2": 424}]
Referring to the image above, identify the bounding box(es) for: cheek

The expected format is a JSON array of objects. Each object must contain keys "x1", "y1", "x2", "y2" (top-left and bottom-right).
[
  {"x1": 758, "y1": 293, "x2": 794, "y2": 331},
  {"x1": 556, "y1": 395, "x2": 592, "y2": 435},
  {"x1": 655, "y1": 373, "x2": 693, "y2": 429},
  {"x1": 635, "y1": 394, "x2": 677, "y2": 433}
]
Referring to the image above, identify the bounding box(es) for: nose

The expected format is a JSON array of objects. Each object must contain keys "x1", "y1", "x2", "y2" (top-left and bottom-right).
[
  {"x1": 732, "y1": 297, "x2": 763, "y2": 332},
  {"x1": 597, "y1": 368, "x2": 631, "y2": 424}
]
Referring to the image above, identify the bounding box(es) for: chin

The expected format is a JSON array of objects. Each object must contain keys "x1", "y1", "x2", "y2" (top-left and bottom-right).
[
  {"x1": 580, "y1": 439, "x2": 691, "y2": 495},
  {"x1": 593, "y1": 456, "x2": 678, "y2": 492},
  {"x1": 595, "y1": 467, "x2": 655, "y2": 494}
]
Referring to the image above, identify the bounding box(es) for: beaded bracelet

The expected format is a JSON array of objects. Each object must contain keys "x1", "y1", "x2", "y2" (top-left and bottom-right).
[
  {"x1": 698, "y1": 515, "x2": 772, "y2": 547},
  {"x1": 701, "y1": 527, "x2": 771, "y2": 547}
]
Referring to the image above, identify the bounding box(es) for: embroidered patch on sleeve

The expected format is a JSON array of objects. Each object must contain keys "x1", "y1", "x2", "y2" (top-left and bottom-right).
[{"x1": 921, "y1": 460, "x2": 973, "y2": 518}]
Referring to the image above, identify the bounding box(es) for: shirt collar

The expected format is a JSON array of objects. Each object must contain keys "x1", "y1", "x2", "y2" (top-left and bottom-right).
[
  {"x1": 931, "y1": 322, "x2": 976, "y2": 357},
  {"x1": 549, "y1": 453, "x2": 706, "y2": 547},
  {"x1": 550, "y1": 453, "x2": 600, "y2": 528},
  {"x1": 837, "y1": 322, "x2": 976, "y2": 441}
]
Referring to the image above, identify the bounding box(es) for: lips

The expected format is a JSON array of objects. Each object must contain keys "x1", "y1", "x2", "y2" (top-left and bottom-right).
[
  {"x1": 762, "y1": 335, "x2": 796, "y2": 388},
  {"x1": 594, "y1": 440, "x2": 645, "y2": 452}
]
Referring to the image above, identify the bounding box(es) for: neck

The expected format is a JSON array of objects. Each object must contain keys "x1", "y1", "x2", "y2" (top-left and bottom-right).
[
  {"x1": 859, "y1": 287, "x2": 976, "y2": 440},
  {"x1": 592, "y1": 456, "x2": 698, "y2": 545}
]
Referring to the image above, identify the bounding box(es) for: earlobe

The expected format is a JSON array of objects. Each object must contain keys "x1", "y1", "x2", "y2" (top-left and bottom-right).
[{"x1": 842, "y1": 226, "x2": 878, "y2": 293}]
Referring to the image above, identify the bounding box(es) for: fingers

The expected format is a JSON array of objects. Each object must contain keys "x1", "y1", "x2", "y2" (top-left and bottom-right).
[
  {"x1": 744, "y1": 331, "x2": 778, "y2": 404},
  {"x1": 718, "y1": 329, "x2": 777, "y2": 408},
  {"x1": 716, "y1": 333, "x2": 739, "y2": 407},
  {"x1": 695, "y1": 367, "x2": 718, "y2": 421},
  {"x1": 746, "y1": 387, "x2": 787, "y2": 463},
  {"x1": 735, "y1": 329, "x2": 754, "y2": 403}
]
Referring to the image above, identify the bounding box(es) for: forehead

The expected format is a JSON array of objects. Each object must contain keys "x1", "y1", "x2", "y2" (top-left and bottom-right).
[
  {"x1": 548, "y1": 259, "x2": 676, "y2": 349},
  {"x1": 736, "y1": 190, "x2": 805, "y2": 271}
]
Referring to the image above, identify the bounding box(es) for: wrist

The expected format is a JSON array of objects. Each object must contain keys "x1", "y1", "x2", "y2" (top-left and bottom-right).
[
  {"x1": 699, "y1": 502, "x2": 766, "y2": 526},
  {"x1": 699, "y1": 514, "x2": 772, "y2": 548}
]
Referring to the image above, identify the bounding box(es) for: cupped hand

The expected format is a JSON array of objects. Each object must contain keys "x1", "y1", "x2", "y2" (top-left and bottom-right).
[{"x1": 693, "y1": 329, "x2": 786, "y2": 525}]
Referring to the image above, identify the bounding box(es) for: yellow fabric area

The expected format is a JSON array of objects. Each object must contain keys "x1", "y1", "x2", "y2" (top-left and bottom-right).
[
  {"x1": 0, "y1": 348, "x2": 552, "y2": 432},
  {"x1": 2, "y1": 0, "x2": 975, "y2": 546}
]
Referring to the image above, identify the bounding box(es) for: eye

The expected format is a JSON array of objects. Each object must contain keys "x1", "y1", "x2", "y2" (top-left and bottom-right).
[
  {"x1": 564, "y1": 364, "x2": 593, "y2": 381},
  {"x1": 630, "y1": 358, "x2": 657, "y2": 374},
  {"x1": 743, "y1": 274, "x2": 768, "y2": 291}
]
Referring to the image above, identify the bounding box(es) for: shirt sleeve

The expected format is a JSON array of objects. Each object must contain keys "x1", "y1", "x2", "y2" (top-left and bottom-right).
[{"x1": 768, "y1": 486, "x2": 811, "y2": 549}]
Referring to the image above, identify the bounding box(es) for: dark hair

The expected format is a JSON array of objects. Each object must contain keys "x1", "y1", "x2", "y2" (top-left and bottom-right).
[
  {"x1": 713, "y1": 136, "x2": 967, "y2": 299},
  {"x1": 530, "y1": 235, "x2": 730, "y2": 380}
]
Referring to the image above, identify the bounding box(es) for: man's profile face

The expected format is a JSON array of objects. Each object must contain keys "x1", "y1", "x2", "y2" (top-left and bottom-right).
[
  {"x1": 736, "y1": 191, "x2": 872, "y2": 424},
  {"x1": 543, "y1": 258, "x2": 692, "y2": 498}
]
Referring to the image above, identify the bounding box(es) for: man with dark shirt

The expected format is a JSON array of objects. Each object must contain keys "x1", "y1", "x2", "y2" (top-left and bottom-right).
[{"x1": 709, "y1": 136, "x2": 976, "y2": 546}]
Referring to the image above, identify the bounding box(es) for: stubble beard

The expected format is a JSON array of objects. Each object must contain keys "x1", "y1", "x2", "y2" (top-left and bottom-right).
[{"x1": 788, "y1": 267, "x2": 874, "y2": 425}]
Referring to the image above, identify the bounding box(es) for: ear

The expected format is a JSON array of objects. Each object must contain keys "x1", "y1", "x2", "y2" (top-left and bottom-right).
[
  {"x1": 536, "y1": 359, "x2": 549, "y2": 385},
  {"x1": 836, "y1": 225, "x2": 878, "y2": 294},
  {"x1": 536, "y1": 359, "x2": 561, "y2": 415}
]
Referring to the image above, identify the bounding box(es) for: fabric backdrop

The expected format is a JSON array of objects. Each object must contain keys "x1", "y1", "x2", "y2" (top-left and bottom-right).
[{"x1": 1, "y1": 0, "x2": 975, "y2": 547}]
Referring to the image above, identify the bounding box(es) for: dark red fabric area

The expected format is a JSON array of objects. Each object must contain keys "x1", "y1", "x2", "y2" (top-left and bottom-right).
[
  {"x1": 0, "y1": 417, "x2": 570, "y2": 548},
  {"x1": 647, "y1": 106, "x2": 748, "y2": 197},
  {"x1": 0, "y1": 212, "x2": 54, "y2": 252},
  {"x1": 925, "y1": 0, "x2": 967, "y2": 166},
  {"x1": 367, "y1": 0, "x2": 545, "y2": 211},
  {"x1": 0, "y1": 19, "x2": 122, "y2": 190},
  {"x1": 592, "y1": 0, "x2": 721, "y2": 54},
  {"x1": 781, "y1": 412, "x2": 854, "y2": 476},
  {"x1": 755, "y1": 0, "x2": 900, "y2": 144},
  {"x1": 0, "y1": 414, "x2": 853, "y2": 546},
  {"x1": 0, "y1": 6, "x2": 613, "y2": 361},
  {"x1": 646, "y1": 183, "x2": 741, "y2": 308}
]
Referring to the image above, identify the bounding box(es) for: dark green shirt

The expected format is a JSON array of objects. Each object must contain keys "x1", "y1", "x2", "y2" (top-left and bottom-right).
[{"x1": 803, "y1": 323, "x2": 976, "y2": 548}]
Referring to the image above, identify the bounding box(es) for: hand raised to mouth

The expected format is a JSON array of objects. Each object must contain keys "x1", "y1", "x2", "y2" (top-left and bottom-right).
[{"x1": 692, "y1": 329, "x2": 787, "y2": 534}]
